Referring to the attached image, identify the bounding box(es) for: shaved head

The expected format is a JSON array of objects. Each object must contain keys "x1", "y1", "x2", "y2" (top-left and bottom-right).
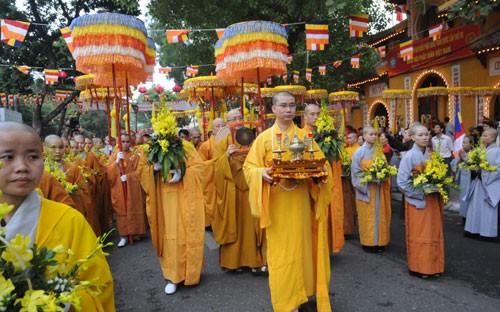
[
  {"x1": 44, "y1": 134, "x2": 62, "y2": 145},
  {"x1": 212, "y1": 118, "x2": 226, "y2": 135},
  {"x1": 0, "y1": 121, "x2": 39, "y2": 137},
  {"x1": 363, "y1": 126, "x2": 375, "y2": 135}
]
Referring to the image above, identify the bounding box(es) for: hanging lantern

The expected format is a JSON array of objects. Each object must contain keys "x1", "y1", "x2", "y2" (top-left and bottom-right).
[
  {"x1": 154, "y1": 85, "x2": 164, "y2": 93},
  {"x1": 138, "y1": 86, "x2": 147, "y2": 93},
  {"x1": 58, "y1": 70, "x2": 68, "y2": 78},
  {"x1": 172, "y1": 85, "x2": 182, "y2": 92}
]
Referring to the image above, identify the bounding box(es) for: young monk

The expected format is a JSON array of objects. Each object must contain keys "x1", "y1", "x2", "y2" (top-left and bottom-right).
[{"x1": 0, "y1": 121, "x2": 115, "y2": 311}]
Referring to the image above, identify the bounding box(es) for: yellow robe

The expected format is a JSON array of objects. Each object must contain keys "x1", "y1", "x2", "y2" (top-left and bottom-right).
[
  {"x1": 213, "y1": 135, "x2": 265, "y2": 269},
  {"x1": 37, "y1": 198, "x2": 115, "y2": 311},
  {"x1": 139, "y1": 142, "x2": 206, "y2": 285},
  {"x1": 108, "y1": 150, "x2": 147, "y2": 237},
  {"x1": 328, "y1": 160, "x2": 345, "y2": 253},
  {"x1": 198, "y1": 136, "x2": 216, "y2": 161},
  {"x1": 243, "y1": 124, "x2": 333, "y2": 312}
]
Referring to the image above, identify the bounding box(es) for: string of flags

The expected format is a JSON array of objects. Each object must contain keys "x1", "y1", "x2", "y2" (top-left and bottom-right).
[{"x1": 1, "y1": 7, "x2": 452, "y2": 85}]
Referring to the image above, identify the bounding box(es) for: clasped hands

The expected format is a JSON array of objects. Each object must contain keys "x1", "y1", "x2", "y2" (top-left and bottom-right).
[{"x1": 152, "y1": 162, "x2": 181, "y2": 183}]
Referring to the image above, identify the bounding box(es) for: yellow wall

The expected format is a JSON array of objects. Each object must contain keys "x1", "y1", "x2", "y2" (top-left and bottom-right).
[{"x1": 363, "y1": 53, "x2": 500, "y2": 133}]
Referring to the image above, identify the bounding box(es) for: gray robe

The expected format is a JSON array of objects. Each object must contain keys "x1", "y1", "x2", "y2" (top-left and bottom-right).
[
  {"x1": 397, "y1": 144, "x2": 428, "y2": 209},
  {"x1": 351, "y1": 143, "x2": 374, "y2": 203},
  {"x1": 451, "y1": 151, "x2": 470, "y2": 218},
  {"x1": 463, "y1": 144, "x2": 500, "y2": 237}
]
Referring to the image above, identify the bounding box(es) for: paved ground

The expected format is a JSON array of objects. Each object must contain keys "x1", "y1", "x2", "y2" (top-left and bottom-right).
[{"x1": 107, "y1": 194, "x2": 500, "y2": 311}]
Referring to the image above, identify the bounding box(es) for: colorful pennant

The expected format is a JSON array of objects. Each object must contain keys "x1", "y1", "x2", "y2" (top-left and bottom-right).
[
  {"x1": 216, "y1": 28, "x2": 225, "y2": 39},
  {"x1": 186, "y1": 65, "x2": 199, "y2": 77},
  {"x1": 1, "y1": 19, "x2": 30, "y2": 48},
  {"x1": 351, "y1": 55, "x2": 360, "y2": 69},
  {"x1": 166, "y1": 30, "x2": 190, "y2": 43},
  {"x1": 349, "y1": 14, "x2": 368, "y2": 38},
  {"x1": 400, "y1": 39, "x2": 413, "y2": 61},
  {"x1": 305, "y1": 21, "x2": 329, "y2": 51},
  {"x1": 318, "y1": 65, "x2": 326, "y2": 75},
  {"x1": 333, "y1": 60, "x2": 343, "y2": 68},
  {"x1": 376, "y1": 46, "x2": 386, "y2": 58},
  {"x1": 428, "y1": 24, "x2": 443, "y2": 42},
  {"x1": 305, "y1": 68, "x2": 312, "y2": 81},
  {"x1": 13, "y1": 65, "x2": 31, "y2": 74},
  {"x1": 293, "y1": 70, "x2": 300, "y2": 83},
  {"x1": 59, "y1": 27, "x2": 74, "y2": 54},
  {"x1": 44, "y1": 69, "x2": 59, "y2": 85},
  {"x1": 158, "y1": 67, "x2": 172, "y2": 74}
]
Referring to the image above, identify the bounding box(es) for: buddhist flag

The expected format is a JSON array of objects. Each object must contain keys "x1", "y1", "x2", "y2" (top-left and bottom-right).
[
  {"x1": 1, "y1": 19, "x2": 30, "y2": 48},
  {"x1": 453, "y1": 104, "x2": 466, "y2": 157},
  {"x1": 400, "y1": 39, "x2": 413, "y2": 61},
  {"x1": 59, "y1": 27, "x2": 74, "y2": 54},
  {"x1": 333, "y1": 60, "x2": 342, "y2": 68},
  {"x1": 282, "y1": 74, "x2": 288, "y2": 83},
  {"x1": 351, "y1": 55, "x2": 360, "y2": 69},
  {"x1": 216, "y1": 28, "x2": 225, "y2": 39},
  {"x1": 305, "y1": 68, "x2": 312, "y2": 82},
  {"x1": 267, "y1": 77, "x2": 272, "y2": 85},
  {"x1": 186, "y1": 65, "x2": 199, "y2": 77},
  {"x1": 14, "y1": 65, "x2": 31, "y2": 74},
  {"x1": 318, "y1": 65, "x2": 326, "y2": 75},
  {"x1": 305, "y1": 21, "x2": 329, "y2": 51},
  {"x1": 0, "y1": 93, "x2": 6, "y2": 105},
  {"x1": 287, "y1": 55, "x2": 293, "y2": 64},
  {"x1": 293, "y1": 70, "x2": 300, "y2": 83},
  {"x1": 158, "y1": 67, "x2": 172, "y2": 74},
  {"x1": 55, "y1": 90, "x2": 72, "y2": 101},
  {"x1": 166, "y1": 30, "x2": 190, "y2": 43},
  {"x1": 428, "y1": 24, "x2": 443, "y2": 42},
  {"x1": 44, "y1": 69, "x2": 59, "y2": 85},
  {"x1": 349, "y1": 14, "x2": 368, "y2": 38},
  {"x1": 8, "y1": 94, "x2": 14, "y2": 106},
  {"x1": 376, "y1": 46, "x2": 386, "y2": 58}
]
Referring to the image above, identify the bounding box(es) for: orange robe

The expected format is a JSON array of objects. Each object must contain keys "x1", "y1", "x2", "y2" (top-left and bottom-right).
[
  {"x1": 38, "y1": 171, "x2": 75, "y2": 208},
  {"x1": 108, "y1": 150, "x2": 147, "y2": 237},
  {"x1": 61, "y1": 160, "x2": 93, "y2": 219},
  {"x1": 213, "y1": 135, "x2": 265, "y2": 269},
  {"x1": 197, "y1": 136, "x2": 217, "y2": 227},
  {"x1": 343, "y1": 144, "x2": 359, "y2": 235},
  {"x1": 198, "y1": 136, "x2": 216, "y2": 161},
  {"x1": 139, "y1": 141, "x2": 207, "y2": 285},
  {"x1": 328, "y1": 160, "x2": 345, "y2": 253}
]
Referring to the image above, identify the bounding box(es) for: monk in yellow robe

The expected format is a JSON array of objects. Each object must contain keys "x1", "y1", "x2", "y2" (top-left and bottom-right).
[
  {"x1": 38, "y1": 171, "x2": 75, "y2": 208},
  {"x1": 108, "y1": 134, "x2": 147, "y2": 247},
  {"x1": 44, "y1": 135, "x2": 93, "y2": 220},
  {"x1": 243, "y1": 92, "x2": 333, "y2": 312},
  {"x1": 139, "y1": 139, "x2": 207, "y2": 295},
  {"x1": 303, "y1": 103, "x2": 344, "y2": 254},
  {"x1": 0, "y1": 122, "x2": 115, "y2": 311},
  {"x1": 343, "y1": 132, "x2": 360, "y2": 235},
  {"x1": 198, "y1": 118, "x2": 226, "y2": 161},
  {"x1": 212, "y1": 109, "x2": 266, "y2": 271}
]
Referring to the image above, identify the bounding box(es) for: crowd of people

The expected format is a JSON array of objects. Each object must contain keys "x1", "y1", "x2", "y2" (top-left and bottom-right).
[{"x1": 1, "y1": 91, "x2": 499, "y2": 311}]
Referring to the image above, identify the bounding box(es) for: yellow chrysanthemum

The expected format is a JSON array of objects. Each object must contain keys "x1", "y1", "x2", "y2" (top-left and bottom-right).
[{"x1": 0, "y1": 273, "x2": 15, "y2": 297}]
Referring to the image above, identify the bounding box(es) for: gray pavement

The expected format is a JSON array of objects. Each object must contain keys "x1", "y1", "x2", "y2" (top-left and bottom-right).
[{"x1": 108, "y1": 192, "x2": 500, "y2": 312}]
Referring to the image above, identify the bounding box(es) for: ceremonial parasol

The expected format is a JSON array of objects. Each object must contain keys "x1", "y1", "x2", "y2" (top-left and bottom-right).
[
  {"x1": 382, "y1": 89, "x2": 411, "y2": 133},
  {"x1": 329, "y1": 91, "x2": 359, "y2": 133},
  {"x1": 215, "y1": 21, "x2": 288, "y2": 125}
]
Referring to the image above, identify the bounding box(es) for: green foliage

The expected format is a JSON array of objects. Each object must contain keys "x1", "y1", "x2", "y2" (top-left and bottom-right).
[
  {"x1": 447, "y1": 0, "x2": 500, "y2": 25},
  {"x1": 148, "y1": 0, "x2": 392, "y2": 91}
]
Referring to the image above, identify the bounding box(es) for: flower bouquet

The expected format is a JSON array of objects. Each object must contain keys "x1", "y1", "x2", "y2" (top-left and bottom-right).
[
  {"x1": 148, "y1": 106, "x2": 187, "y2": 182},
  {"x1": 314, "y1": 101, "x2": 343, "y2": 163},
  {"x1": 339, "y1": 140, "x2": 351, "y2": 176},
  {"x1": 459, "y1": 141, "x2": 498, "y2": 172},
  {"x1": 358, "y1": 154, "x2": 398, "y2": 184},
  {"x1": 0, "y1": 161, "x2": 111, "y2": 311},
  {"x1": 412, "y1": 152, "x2": 458, "y2": 204}
]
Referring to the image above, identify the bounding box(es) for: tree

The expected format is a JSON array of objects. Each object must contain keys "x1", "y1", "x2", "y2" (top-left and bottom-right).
[
  {"x1": 447, "y1": 0, "x2": 500, "y2": 26},
  {"x1": 148, "y1": 0, "x2": 392, "y2": 91},
  {"x1": 0, "y1": 0, "x2": 141, "y2": 135}
]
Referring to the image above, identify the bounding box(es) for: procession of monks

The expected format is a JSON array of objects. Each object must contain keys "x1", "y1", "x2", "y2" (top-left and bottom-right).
[{"x1": 33, "y1": 92, "x2": 394, "y2": 312}]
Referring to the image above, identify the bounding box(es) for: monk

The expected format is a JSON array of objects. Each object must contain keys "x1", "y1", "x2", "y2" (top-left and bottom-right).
[
  {"x1": 463, "y1": 128, "x2": 500, "y2": 240},
  {"x1": 108, "y1": 134, "x2": 147, "y2": 247},
  {"x1": 303, "y1": 103, "x2": 344, "y2": 253},
  {"x1": 212, "y1": 109, "x2": 266, "y2": 272},
  {"x1": 189, "y1": 127, "x2": 203, "y2": 150},
  {"x1": 38, "y1": 171, "x2": 75, "y2": 208},
  {"x1": 199, "y1": 118, "x2": 226, "y2": 161},
  {"x1": 397, "y1": 124, "x2": 444, "y2": 278},
  {"x1": 351, "y1": 126, "x2": 391, "y2": 252},
  {"x1": 343, "y1": 132, "x2": 360, "y2": 235},
  {"x1": 243, "y1": 91, "x2": 333, "y2": 312},
  {"x1": 44, "y1": 135, "x2": 93, "y2": 221},
  {"x1": 73, "y1": 134, "x2": 110, "y2": 236},
  {"x1": 0, "y1": 121, "x2": 115, "y2": 311},
  {"x1": 139, "y1": 138, "x2": 208, "y2": 295}
]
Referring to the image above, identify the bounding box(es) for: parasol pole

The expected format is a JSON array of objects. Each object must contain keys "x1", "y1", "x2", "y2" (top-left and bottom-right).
[
  {"x1": 105, "y1": 88, "x2": 112, "y2": 139},
  {"x1": 240, "y1": 78, "x2": 245, "y2": 118},
  {"x1": 126, "y1": 74, "x2": 131, "y2": 136},
  {"x1": 342, "y1": 100, "x2": 348, "y2": 133},
  {"x1": 112, "y1": 63, "x2": 133, "y2": 246},
  {"x1": 256, "y1": 68, "x2": 264, "y2": 125},
  {"x1": 393, "y1": 98, "x2": 398, "y2": 134}
]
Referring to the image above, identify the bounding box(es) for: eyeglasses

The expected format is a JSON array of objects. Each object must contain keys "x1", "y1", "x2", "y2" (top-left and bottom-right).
[
  {"x1": 274, "y1": 103, "x2": 296, "y2": 109},
  {"x1": 227, "y1": 116, "x2": 243, "y2": 122}
]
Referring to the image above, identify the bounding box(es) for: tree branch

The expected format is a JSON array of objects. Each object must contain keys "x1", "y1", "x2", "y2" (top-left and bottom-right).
[{"x1": 42, "y1": 90, "x2": 80, "y2": 124}]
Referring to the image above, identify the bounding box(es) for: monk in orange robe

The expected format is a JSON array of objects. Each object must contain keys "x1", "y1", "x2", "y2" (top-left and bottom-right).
[
  {"x1": 198, "y1": 118, "x2": 226, "y2": 161},
  {"x1": 38, "y1": 171, "x2": 75, "y2": 208},
  {"x1": 108, "y1": 134, "x2": 147, "y2": 247},
  {"x1": 343, "y1": 132, "x2": 360, "y2": 235}
]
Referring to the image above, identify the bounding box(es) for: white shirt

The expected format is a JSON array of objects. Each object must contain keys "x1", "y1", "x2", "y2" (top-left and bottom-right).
[{"x1": 431, "y1": 134, "x2": 454, "y2": 158}]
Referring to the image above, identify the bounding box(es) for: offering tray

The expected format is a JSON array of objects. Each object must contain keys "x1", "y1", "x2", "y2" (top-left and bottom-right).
[{"x1": 269, "y1": 158, "x2": 328, "y2": 180}]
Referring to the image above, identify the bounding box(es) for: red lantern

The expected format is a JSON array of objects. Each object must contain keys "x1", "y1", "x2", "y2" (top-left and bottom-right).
[
  {"x1": 172, "y1": 85, "x2": 182, "y2": 93},
  {"x1": 138, "y1": 86, "x2": 147, "y2": 93},
  {"x1": 154, "y1": 85, "x2": 164, "y2": 93},
  {"x1": 58, "y1": 70, "x2": 68, "y2": 78}
]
